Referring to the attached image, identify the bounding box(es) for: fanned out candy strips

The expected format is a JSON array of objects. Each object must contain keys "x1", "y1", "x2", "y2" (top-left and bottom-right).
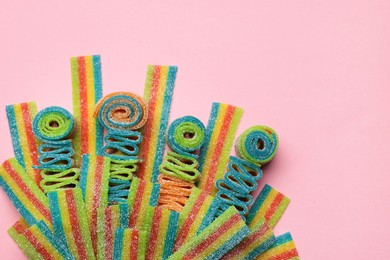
[
  {"x1": 32, "y1": 106, "x2": 80, "y2": 193},
  {"x1": 138, "y1": 65, "x2": 178, "y2": 182},
  {"x1": 158, "y1": 116, "x2": 205, "y2": 212},
  {"x1": 48, "y1": 188, "x2": 95, "y2": 260},
  {"x1": 0, "y1": 158, "x2": 52, "y2": 227},
  {"x1": 8, "y1": 219, "x2": 74, "y2": 260},
  {"x1": 6, "y1": 102, "x2": 42, "y2": 186},
  {"x1": 94, "y1": 92, "x2": 147, "y2": 204},
  {"x1": 247, "y1": 184, "x2": 290, "y2": 229},
  {"x1": 221, "y1": 217, "x2": 275, "y2": 260},
  {"x1": 170, "y1": 206, "x2": 250, "y2": 260},
  {"x1": 197, "y1": 102, "x2": 244, "y2": 195},
  {"x1": 0, "y1": 56, "x2": 300, "y2": 259},
  {"x1": 71, "y1": 55, "x2": 103, "y2": 167},
  {"x1": 257, "y1": 232, "x2": 299, "y2": 260}
]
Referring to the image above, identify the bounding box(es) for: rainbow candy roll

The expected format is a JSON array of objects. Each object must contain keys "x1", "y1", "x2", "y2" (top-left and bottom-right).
[
  {"x1": 48, "y1": 188, "x2": 95, "y2": 260},
  {"x1": 174, "y1": 187, "x2": 220, "y2": 251},
  {"x1": 146, "y1": 207, "x2": 179, "y2": 260},
  {"x1": 138, "y1": 65, "x2": 178, "y2": 182},
  {"x1": 256, "y1": 232, "x2": 299, "y2": 260},
  {"x1": 170, "y1": 206, "x2": 250, "y2": 260},
  {"x1": 96, "y1": 204, "x2": 129, "y2": 260},
  {"x1": 247, "y1": 184, "x2": 290, "y2": 229},
  {"x1": 79, "y1": 154, "x2": 110, "y2": 255},
  {"x1": 235, "y1": 125, "x2": 279, "y2": 166},
  {"x1": 0, "y1": 158, "x2": 51, "y2": 227},
  {"x1": 71, "y1": 55, "x2": 103, "y2": 166},
  {"x1": 198, "y1": 102, "x2": 244, "y2": 195},
  {"x1": 6, "y1": 102, "x2": 41, "y2": 186},
  {"x1": 8, "y1": 219, "x2": 74, "y2": 260},
  {"x1": 221, "y1": 217, "x2": 275, "y2": 260},
  {"x1": 113, "y1": 228, "x2": 147, "y2": 260}
]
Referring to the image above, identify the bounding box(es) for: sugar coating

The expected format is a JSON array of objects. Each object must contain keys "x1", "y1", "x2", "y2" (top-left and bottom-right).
[
  {"x1": 159, "y1": 151, "x2": 201, "y2": 183},
  {"x1": 235, "y1": 125, "x2": 279, "y2": 166},
  {"x1": 71, "y1": 55, "x2": 103, "y2": 167},
  {"x1": 138, "y1": 65, "x2": 178, "y2": 183},
  {"x1": 247, "y1": 184, "x2": 290, "y2": 229},
  {"x1": 197, "y1": 102, "x2": 244, "y2": 196},
  {"x1": 40, "y1": 168, "x2": 80, "y2": 193},
  {"x1": 0, "y1": 158, "x2": 51, "y2": 227},
  {"x1": 113, "y1": 228, "x2": 147, "y2": 259},
  {"x1": 6, "y1": 102, "x2": 42, "y2": 186},
  {"x1": 257, "y1": 232, "x2": 300, "y2": 260}
]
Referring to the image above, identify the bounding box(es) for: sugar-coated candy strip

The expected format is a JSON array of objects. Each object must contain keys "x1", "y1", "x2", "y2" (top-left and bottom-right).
[
  {"x1": 96, "y1": 204, "x2": 129, "y2": 260},
  {"x1": 48, "y1": 188, "x2": 95, "y2": 260},
  {"x1": 235, "y1": 125, "x2": 279, "y2": 166},
  {"x1": 71, "y1": 55, "x2": 103, "y2": 167},
  {"x1": 198, "y1": 102, "x2": 244, "y2": 195},
  {"x1": 159, "y1": 151, "x2": 201, "y2": 183},
  {"x1": 215, "y1": 156, "x2": 262, "y2": 217},
  {"x1": 0, "y1": 158, "x2": 51, "y2": 226},
  {"x1": 256, "y1": 232, "x2": 299, "y2": 260},
  {"x1": 247, "y1": 184, "x2": 290, "y2": 229},
  {"x1": 138, "y1": 65, "x2": 178, "y2": 182},
  {"x1": 8, "y1": 219, "x2": 74, "y2": 260},
  {"x1": 174, "y1": 187, "x2": 220, "y2": 251},
  {"x1": 166, "y1": 116, "x2": 206, "y2": 157},
  {"x1": 6, "y1": 102, "x2": 41, "y2": 186},
  {"x1": 79, "y1": 154, "x2": 110, "y2": 255},
  {"x1": 146, "y1": 207, "x2": 179, "y2": 260},
  {"x1": 170, "y1": 206, "x2": 250, "y2": 260},
  {"x1": 221, "y1": 217, "x2": 275, "y2": 260},
  {"x1": 113, "y1": 228, "x2": 147, "y2": 260},
  {"x1": 40, "y1": 168, "x2": 80, "y2": 193}
]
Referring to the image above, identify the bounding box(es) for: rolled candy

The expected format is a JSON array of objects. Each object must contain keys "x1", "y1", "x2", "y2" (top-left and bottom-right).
[
  {"x1": 221, "y1": 217, "x2": 275, "y2": 260},
  {"x1": 71, "y1": 55, "x2": 103, "y2": 166},
  {"x1": 167, "y1": 116, "x2": 205, "y2": 156},
  {"x1": 8, "y1": 219, "x2": 74, "y2": 260},
  {"x1": 170, "y1": 206, "x2": 250, "y2": 260},
  {"x1": 79, "y1": 154, "x2": 111, "y2": 255},
  {"x1": 113, "y1": 228, "x2": 147, "y2": 260},
  {"x1": 247, "y1": 184, "x2": 290, "y2": 229},
  {"x1": 256, "y1": 232, "x2": 299, "y2": 260},
  {"x1": 197, "y1": 102, "x2": 244, "y2": 195},
  {"x1": 96, "y1": 204, "x2": 129, "y2": 260},
  {"x1": 146, "y1": 207, "x2": 179, "y2": 260},
  {"x1": 6, "y1": 102, "x2": 41, "y2": 185},
  {"x1": 235, "y1": 125, "x2": 279, "y2": 166},
  {"x1": 138, "y1": 65, "x2": 178, "y2": 182},
  {"x1": 0, "y1": 158, "x2": 51, "y2": 227},
  {"x1": 174, "y1": 187, "x2": 220, "y2": 251},
  {"x1": 48, "y1": 188, "x2": 95, "y2": 260}
]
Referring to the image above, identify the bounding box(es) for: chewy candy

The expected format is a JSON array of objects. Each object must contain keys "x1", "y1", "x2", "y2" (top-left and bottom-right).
[
  {"x1": 138, "y1": 65, "x2": 178, "y2": 182},
  {"x1": 198, "y1": 102, "x2": 244, "y2": 195},
  {"x1": 113, "y1": 228, "x2": 147, "y2": 260},
  {"x1": 257, "y1": 232, "x2": 299, "y2": 260},
  {"x1": 71, "y1": 55, "x2": 103, "y2": 167}
]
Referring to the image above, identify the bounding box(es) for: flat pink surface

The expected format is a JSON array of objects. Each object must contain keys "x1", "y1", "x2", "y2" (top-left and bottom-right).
[{"x1": 1, "y1": 1, "x2": 389, "y2": 259}]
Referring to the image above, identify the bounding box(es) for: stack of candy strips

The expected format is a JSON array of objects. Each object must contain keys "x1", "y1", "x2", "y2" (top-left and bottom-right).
[{"x1": 0, "y1": 55, "x2": 299, "y2": 260}]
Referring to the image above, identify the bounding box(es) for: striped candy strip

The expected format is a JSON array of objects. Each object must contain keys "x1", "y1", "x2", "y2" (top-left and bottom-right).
[
  {"x1": 197, "y1": 102, "x2": 244, "y2": 195},
  {"x1": 6, "y1": 102, "x2": 41, "y2": 186},
  {"x1": 247, "y1": 184, "x2": 290, "y2": 229},
  {"x1": 113, "y1": 228, "x2": 147, "y2": 260},
  {"x1": 257, "y1": 232, "x2": 299, "y2": 260},
  {"x1": 79, "y1": 154, "x2": 111, "y2": 256},
  {"x1": 8, "y1": 219, "x2": 74, "y2": 260},
  {"x1": 146, "y1": 207, "x2": 179, "y2": 260},
  {"x1": 96, "y1": 204, "x2": 129, "y2": 260},
  {"x1": 71, "y1": 55, "x2": 103, "y2": 167},
  {"x1": 174, "y1": 187, "x2": 220, "y2": 251},
  {"x1": 221, "y1": 217, "x2": 275, "y2": 260},
  {"x1": 48, "y1": 188, "x2": 95, "y2": 260},
  {"x1": 138, "y1": 65, "x2": 178, "y2": 182},
  {"x1": 0, "y1": 158, "x2": 51, "y2": 226},
  {"x1": 170, "y1": 206, "x2": 250, "y2": 260},
  {"x1": 127, "y1": 177, "x2": 160, "y2": 228}
]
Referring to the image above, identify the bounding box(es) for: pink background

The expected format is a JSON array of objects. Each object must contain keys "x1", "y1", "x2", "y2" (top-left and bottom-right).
[{"x1": 1, "y1": 1, "x2": 389, "y2": 259}]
